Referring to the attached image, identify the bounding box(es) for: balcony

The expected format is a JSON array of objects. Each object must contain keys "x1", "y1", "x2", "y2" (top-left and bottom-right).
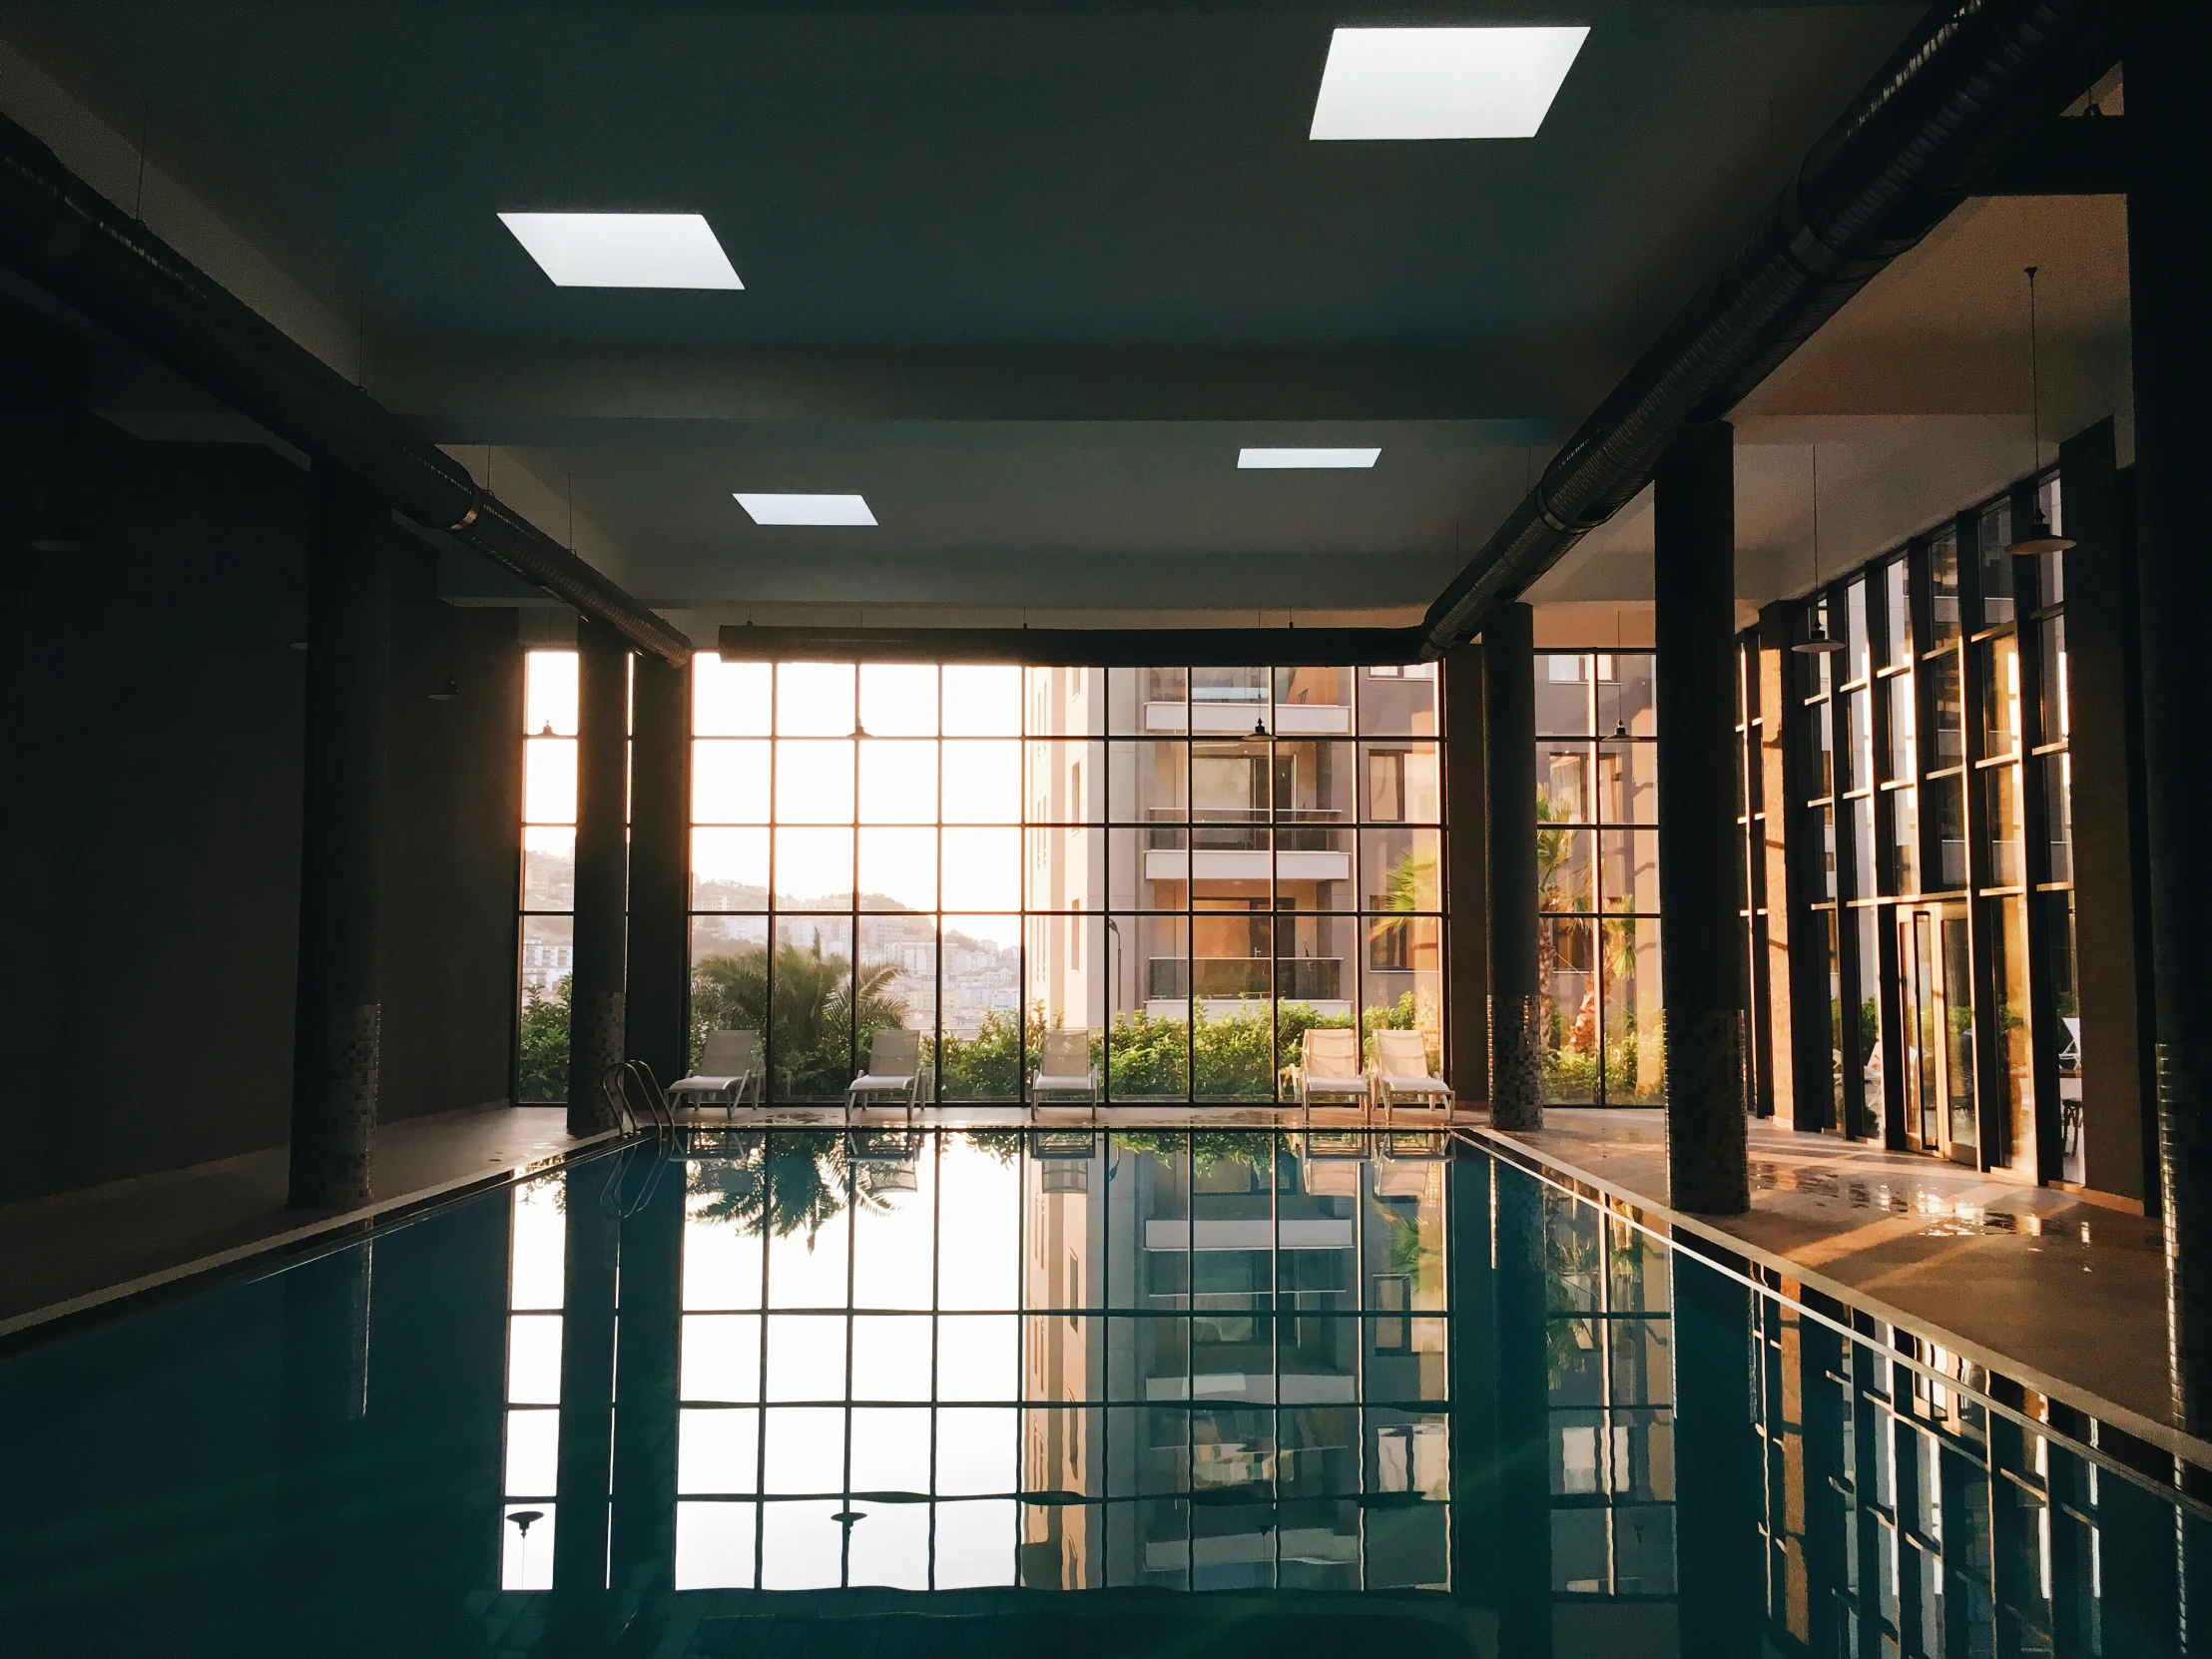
[
  {"x1": 1146, "y1": 958, "x2": 1343, "y2": 1000},
  {"x1": 1143, "y1": 700, "x2": 1352, "y2": 736}
]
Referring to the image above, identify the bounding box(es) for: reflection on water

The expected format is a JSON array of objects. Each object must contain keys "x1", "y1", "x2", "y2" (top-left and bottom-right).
[{"x1": 0, "y1": 1130, "x2": 2202, "y2": 1655}]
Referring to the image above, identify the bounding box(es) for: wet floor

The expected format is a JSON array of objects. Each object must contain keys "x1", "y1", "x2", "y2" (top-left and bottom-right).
[{"x1": 0, "y1": 1128, "x2": 2201, "y2": 1655}]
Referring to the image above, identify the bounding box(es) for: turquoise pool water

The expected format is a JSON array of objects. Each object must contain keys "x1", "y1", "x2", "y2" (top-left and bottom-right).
[{"x1": 0, "y1": 1129, "x2": 2198, "y2": 1655}]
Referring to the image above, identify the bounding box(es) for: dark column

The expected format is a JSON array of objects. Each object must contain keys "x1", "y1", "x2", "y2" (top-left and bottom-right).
[
  {"x1": 1444, "y1": 645, "x2": 1490, "y2": 1104},
  {"x1": 627, "y1": 653, "x2": 692, "y2": 1090},
  {"x1": 1672, "y1": 1248, "x2": 1763, "y2": 1655},
  {"x1": 568, "y1": 619, "x2": 631, "y2": 1132},
  {"x1": 287, "y1": 465, "x2": 392, "y2": 1209},
  {"x1": 2129, "y1": 9, "x2": 2212, "y2": 1430},
  {"x1": 551, "y1": 1163, "x2": 621, "y2": 1623},
  {"x1": 610, "y1": 1148, "x2": 685, "y2": 1601},
  {"x1": 1485, "y1": 604, "x2": 1541, "y2": 1130},
  {"x1": 1655, "y1": 422, "x2": 1749, "y2": 1213},
  {"x1": 2060, "y1": 418, "x2": 2153, "y2": 1208},
  {"x1": 1491, "y1": 1161, "x2": 1551, "y2": 1656}
]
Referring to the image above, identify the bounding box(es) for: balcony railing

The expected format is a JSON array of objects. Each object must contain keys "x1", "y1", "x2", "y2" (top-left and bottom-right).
[{"x1": 1146, "y1": 958, "x2": 1344, "y2": 1000}]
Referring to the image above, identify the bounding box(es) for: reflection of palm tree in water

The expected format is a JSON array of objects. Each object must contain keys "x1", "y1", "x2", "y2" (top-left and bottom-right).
[{"x1": 688, "y1": 1131, "x2": 910, "y2": 1249}]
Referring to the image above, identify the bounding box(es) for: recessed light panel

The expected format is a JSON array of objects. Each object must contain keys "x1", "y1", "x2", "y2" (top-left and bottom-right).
[
  {"x1": 499, "y1": 213, "x2": 744, "y2": 288},
  {"x1": 735, "y1": 493, "x2": 877, "y2": 526},
  {"x1": 1309, "y1": 26, "x2": 1590, "y2": 141},
  {"x1": 1238, "y1": 447, "x2": 1382, "y2": 469}
]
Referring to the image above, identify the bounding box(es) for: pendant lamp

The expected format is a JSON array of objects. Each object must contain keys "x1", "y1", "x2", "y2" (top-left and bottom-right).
[
  {"x1": 2008, "y1": 264, "x2": 2076, "y2": 557},
  {"x1": 1794, "y1": 445, "x2": 1847, "y2": 655}
]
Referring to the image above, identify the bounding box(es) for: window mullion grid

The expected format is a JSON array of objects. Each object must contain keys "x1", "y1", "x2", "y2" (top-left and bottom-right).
[
  {"x1": 1954, "y1": 511, "x2": 2003, "y2": 1172},
  {"x1": 766, "y1": 666, "x2": 780, "y2": 1103}
]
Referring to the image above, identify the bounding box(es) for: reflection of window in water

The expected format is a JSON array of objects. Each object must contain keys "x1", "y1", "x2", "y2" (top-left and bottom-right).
[{"x1": 648, "y1": 1131, "x2": 1450, "y2": 1592}]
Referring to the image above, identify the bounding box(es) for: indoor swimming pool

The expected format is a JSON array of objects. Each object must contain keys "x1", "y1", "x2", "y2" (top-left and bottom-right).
[{"x1": 0, "y1": 1128, "x2": 2198, "y2": 1656}]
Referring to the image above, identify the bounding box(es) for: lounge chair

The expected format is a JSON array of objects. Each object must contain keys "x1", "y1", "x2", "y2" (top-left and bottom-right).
[
  {"x1": 1030, "y1": 1027, "x2": 1099, "y2": 1119},
  {"x1": 668, "y1": 1029, "x2": 763, "y2": 1117},
  {"x1": 845, "y1": 1027, "x2": 924, "y2": 1120},
  {"x1": 1371, "y1": 1029, "x2": 1451, "y2": 1119},
  {"x1": 1293, "y1": 1026, "x2": 1371, "y2": 1120}
]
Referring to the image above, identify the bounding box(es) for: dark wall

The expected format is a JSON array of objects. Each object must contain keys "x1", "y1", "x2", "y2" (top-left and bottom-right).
[{"x1": 0, "y1": 297, "x2": 522, "y2": 1204}]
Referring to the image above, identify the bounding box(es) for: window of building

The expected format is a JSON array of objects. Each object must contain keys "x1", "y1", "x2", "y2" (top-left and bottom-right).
[
  {"x1": 518, "y1": 651, "x2": 579, "y2": 1103},
  {"x1": 1534, "y1": 651, "x2": 1660, "y2": 1104}
]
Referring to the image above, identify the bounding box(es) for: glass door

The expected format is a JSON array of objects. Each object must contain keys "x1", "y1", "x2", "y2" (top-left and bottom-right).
[{"x1": 1897, "y1": 906, "x2": 1977, "y2": 1165}]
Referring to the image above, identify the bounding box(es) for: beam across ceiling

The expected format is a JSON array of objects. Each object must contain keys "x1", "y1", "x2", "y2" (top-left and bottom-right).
[{"x1": 717, "y1": 623, "x2": 1428, "y2": 667}]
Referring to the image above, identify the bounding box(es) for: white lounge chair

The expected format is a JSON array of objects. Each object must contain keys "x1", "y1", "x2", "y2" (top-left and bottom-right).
[
  {"x1": 1294, "y1": 1026, "x2": 1371, "y2": 1120},
  {"x1": 1030, "y1": 1027, "x2": 1099, "y2": 1119},
  {"x1": 668, "y1": 1029, "x2": 763, "y2": 1117},
  {"x1": 845, "y1": 1027, "x2": 924, "y2": 1120},
  {"x1": 1371, "y1": 1029, "x2": 1451, "y2": 1119}
]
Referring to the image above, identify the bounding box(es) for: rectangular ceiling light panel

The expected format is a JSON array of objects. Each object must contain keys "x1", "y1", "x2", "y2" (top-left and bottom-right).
[
  {"x1": 1238, "y1": 447, "x2": 1382, "y2": 469},
  {"x1": 499, "y1": 212, "x2": 744, "y2": 288},
  {"x1": 735, "y1": 493, "x2": 877, "y2": 526},
  {"x1": 1310, "y1": 26, "x2": 1590, "y2": 141}
]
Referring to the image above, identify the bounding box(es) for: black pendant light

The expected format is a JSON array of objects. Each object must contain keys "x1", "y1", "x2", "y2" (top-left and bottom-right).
[
  {"x1": 1793, "y1": 445, "x2": 1847, "y2": 655},
  {"x1": 2009, "y1": 264, "x2": 2076, "y2": 558}
]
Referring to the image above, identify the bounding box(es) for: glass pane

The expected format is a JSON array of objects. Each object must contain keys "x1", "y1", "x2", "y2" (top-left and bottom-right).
[
  {"x1": 1803, "y1": 702, "x2": 1835, "y2": 801},
  {"x1": 859, "y1": 914, "x2": 935, "y2": 1067},
  {"x1": 772, "y1": 920, "x2": 856, "y2": 1100},
  {"x1": 1598, "y1": 739, "x2": 1658, "y2": 825},
  {"x1": 1888, "y1": 787, "x2": 1919, "y2": 896},
  {"x1": 1844, "y1": 689, "x2": 1873, "y2": 793},
  {"x1": 1192, "y1": 909, "x2": 1271, "y2": 1013},
  {"x1": 774, "y1": 828, "x2": 853, "y2": 910},
  {"x1": 679, "y1": 1407, "x2": 761, "y2": 1493},
  {"x1": 939, "y1": 917, "x2": 1022, "y2": 1100},
  {"x1": 519, "y1": 918, "x2": 573, "y2": 1100},
  {"x1": 1847, "y1": 795, "x2": 1876, "y2": 901},
  {"x1": 2042, "y1": 752, "x2": 2072, "y2": 882},
  {"x1": 694, "y1": 739, "x2": 771, "y2": 824},
  {"x1": 1595, "y1": 652, "x2": 1656, "y2": 739},
  {"x1": 1539, "y1": 826, "x2": 1595, "y2": 914},
  {"x1": 683, "y1": 1163, "x2": 765, "y2": 1310},
  {"x1": 941, "y1": 829, "x2": 1021, "y2": 912},
  {"x1": 1274, "y1": 828, "x2": 1355, "y2": 911},
  {"x1": 523, "y1": 736, "x2": 577, "y2": 825},
  {"x1": 941, "y1": 740, "x2": 1022, "y2": 823},
  {"x1": 1884, "y1": 673, "x2": 1917, "y2": 783},
  {"x1": 938, "y1": 1145, "x2": 1020, "y2": 1309},
  {"x1": 681, "y1": 1315, "x2": 763, "y2": 1402},
  {"x1": 856, "y1": 740, "x2": 937, "y2": 825},
  {"x1": 1111, "y1": 916, "x2": 1189, "y2": 1098},
  {"x1": 759, "y1": 1497, "x2": 844, "y2": 1587},
  {"x1": 776, "y1": 662, "x2": 855, "y2": 737},
  {"x1": 1535, "y1": 653, "x2": 1593, "y2": 736},
  {"x1": 1601, "y1": 914, "x2": 1663, "y2": 1103},
  {"x1": 1597, "y1": 829, "x2": 1658, "y2": 914},
  {"x1": 850, "y1": 1314, "x2": 932, "y2": 1391},
  {"x1": 691, "y1": 916, "x2": 770, "y2": 1073},
  {"x1": 1278, "y1": 913, "x2": 1356, "y2": 1009},
  {"x1": 942, "y1": 665, "x2": 1022, "y2": 736},
  {"x1": 1194, "y1": 999, "x2": 1274, "y2": 1101},
  {"x1": 1851, "y1": 905, "x2": 1883, "y2": 1120},
  {"x1": 1940, "y1": 912, "x2": 1977, "y2": 1154},
  {"x1": 525, "y1": 649, "x2": 579, "y2": 736},
  {"x1": 1365, "y1": 917, "x2": 1440, "y2": 1069},
  {"x1": 1192, "y1": 739, "x2": 1271, "y2": 822},
  {"x1": 1027, "y1": 665, "x2": 1106, "y2": 737},
  {"x1": 1929, "y1": 776, "x2": 1965, "y2": 890},
  {"x1": 856, "y1": 828, "x2": 935, "y2": 912},
  {"x1": 1108, "y1": 741, "x2": 1187, "y2": 824},
  {"x1": 1881, "y1": 558, "x2": 1913, "y2": 667},
  {"x1": 1978, "y1": 500, "x2": 2014, "y2": 627},
  {"x1": 2036, "y1": 475, "x2": 2066, "y2": 606},
  {"x1": 1980, "y1": 634, "x2": 2021, "y2": 759},
  {"x1": 1025, "y1": 914, "x2": 1105, "y2": 1060},
  {"x1": 695, "y1": 656, "x2": 772, "y2": 736},
  {"x1": 1109, "y1": 827, "x2": 1186, "y2": 910},
  {"x1": 1026, "y1": 825, "x2": 1105, "y2": 910},
  {"x1": 1274, "y1": 738, "x2": 1358, "y2": 830},
  {"x1": 1025, "y1": 739, "x2": 1104, "y2": 825},
  {"x1": 1361, "y1": 744, "x2": 1439, "y2": 823},
  {"x1": 1929, "y1": 653, "x2": 1964, "y2": 767},
  {"x1": 1991, "y1": 894, "x2": 2033, "y2": 1173},
  {"x1": 1930, "y1": 530, "x2": 1961, "y2": 644},
  {"x1": 777, "y1": 739, "x2": 854, "y2": 824},
  {"x1": 674, "y1": 1502, "x2": 755, "y2": 1591},
  {"x1": 1983, "y1": 765, "x2": 2023, "y2": 887},
  {"x1": 1540, "y1": 917, "x2": 1596, "y2": 1102},
  {"x1": 858, "y1": 663, "x2": 937, "y2": 736},
  {"x1": 1816, "y1": 804, "x2": 1837, "y2": 900},
  {"x1": 1110, "y1": 667, "x2": 1184, "y2": 734},
  {"x1": 1537, "y1": 743, "x2": 1593, "y2": 823},
  {"x1": 1273, "y1": 667, "x2": 1355, "y2": 737},
  {"x1": 1357, "y1": 663, "x2": 1438, "y2": 736},
  {"x1": 2038, "y1": 615, "x2": 2069, "y2": 744},
  {"x1": 693, "y1": 827, "x2": 770, "y2": 910},
  {"x1": 1360, "y1": 828, "x2": 1441, "y2": 912},
  {"x1": 2050, "y1": 891, "x2": 2082, "y2": 1181},
  {"x1": 523, "y1": 827, "x2": 574, "y2": 909},
  {"x1": 1845, "y1": 579, "x2": 1871, "y2": 684}
]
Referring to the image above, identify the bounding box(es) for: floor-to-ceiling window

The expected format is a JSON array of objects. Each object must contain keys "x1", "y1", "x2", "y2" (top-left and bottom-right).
[
  {"x1": 500, "y1": 1174, "x2": 566, "y2": 1586},
  {"x1": 1534, "y1": 650, "x2": 1662, "y2": 1105},
  {"x1": 518, "y1": 651, "x2": 579, "y2": 1103},
  {"x1": 685, "y1": 661, "x2": 1447, "y2": 1106}
]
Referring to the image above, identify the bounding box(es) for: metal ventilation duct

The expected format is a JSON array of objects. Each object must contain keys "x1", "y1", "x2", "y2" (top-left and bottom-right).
[
  {"x1": 0, "y1": 111, "x2": 690, "y2": 666},
  {"x1": 1420, "y1": 0, "x2": 2127, "y2": 657}
]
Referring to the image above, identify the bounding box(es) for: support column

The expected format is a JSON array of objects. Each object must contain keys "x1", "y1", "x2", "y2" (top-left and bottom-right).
[
  {"x1": 1655, "y1": 421, "x2": 1749, "y2": 1213},
  {"x1": 568, "y1": 619, "x2": 631, "y2": 1132},
  {"x1": 1484, "y1": 604, "x2": 1541, "y2": 1129},
  {"x1": 610, "y1": 1148, "x2": 685, "y2": 1599},
  {"x1": 2129, "y1": 8, "x2": 2212, "y2": 1430},
  {"x1": 1444, "y1": 645, "x2": 1490, "y2": 1104},
  {"x1": 627, "y1": 653, "x2": 692, "y2": 1090},
  {"x1": 288, "y1": 464, "x2": 391, "y2": 1210},
  {"x1": 1492, "y1": 1161, "x2": 1551, "y2": 1657},
  {"x1": 551, "y1": 1164, "x2": 620, "y2": 1627},
  {"x1": 1672, "y1": 1248, "x2": 1763, "y2": 1655}
]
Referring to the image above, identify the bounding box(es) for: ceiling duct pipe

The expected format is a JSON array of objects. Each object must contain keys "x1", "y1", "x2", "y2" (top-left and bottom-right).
[
  {"x1": 1419, "y1": 0, "x2": 2125, "y2": 658},
  {"x1": 0, "y1": 111, "x2": 689, "y2": 666}
]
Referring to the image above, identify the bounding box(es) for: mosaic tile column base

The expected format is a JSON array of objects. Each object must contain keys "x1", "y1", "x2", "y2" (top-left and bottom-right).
[
  {"x1": 1666, "y1": 1008, "x2": 1747, "y2": 1215},
  {"x1": 1490, "y1": 994, "x2": 1543, "y2": 1131},
  {"x1": 568, "y1": 988, "x2": 627, "y2": 1135},
  {"x1": 305, "y1": 1001, "x2": 378, "y2": 1209},
  {"x1": 2157, "y1": 1042, "x2": 2212, "y2": 1433}
]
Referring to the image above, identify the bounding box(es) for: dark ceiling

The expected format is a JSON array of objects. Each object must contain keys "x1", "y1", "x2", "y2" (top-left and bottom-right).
[{"x1": 6, "y1": 0, "x2": 1928, "y2": 617}]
